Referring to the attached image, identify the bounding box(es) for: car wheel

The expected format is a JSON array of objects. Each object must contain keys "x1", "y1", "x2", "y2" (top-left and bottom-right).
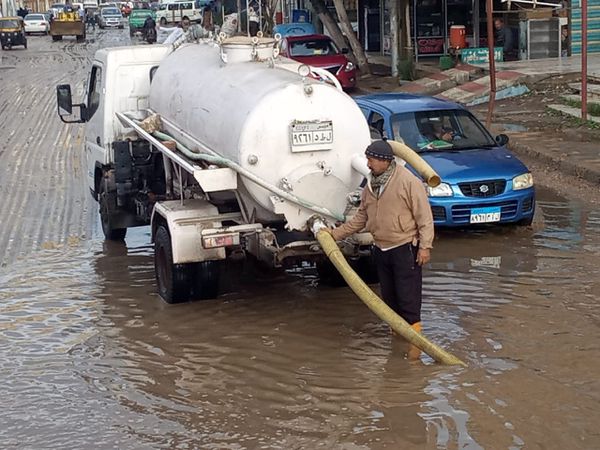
[
  {"x1": 160, "y1": 17, "x2": 166, "y2": 26},
  {"x1": 154, "y1": 225, "x2": 194, "y2": 304},
  {"x1": 517, "y1": 215, "x2": 534, "y2": 226}
]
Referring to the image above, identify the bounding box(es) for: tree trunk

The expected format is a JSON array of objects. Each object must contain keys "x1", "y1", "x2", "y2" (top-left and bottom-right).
[
  {"x1": 309, "y1": 0, "x2": 349, "y2": 55},
  {"x1": 398, "y1": 0, "x2": 415, "y2": 80},
  {"x1": 331, "y1": 0, "x2": 371, "y2": 75}
]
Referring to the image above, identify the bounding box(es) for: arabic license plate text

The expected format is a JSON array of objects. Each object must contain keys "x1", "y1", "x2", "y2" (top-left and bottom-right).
[
  {"x1": 470, "y1": 206, "x2": 501, "y2": 224},
  {"x1": 291, "y1": 121, "x2": 333, "y2": 149}
]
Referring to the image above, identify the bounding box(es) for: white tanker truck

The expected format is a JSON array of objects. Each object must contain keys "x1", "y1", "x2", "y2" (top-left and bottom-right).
[{"x1": 55, "y1": 37, "x2": 381, "y2": 303}]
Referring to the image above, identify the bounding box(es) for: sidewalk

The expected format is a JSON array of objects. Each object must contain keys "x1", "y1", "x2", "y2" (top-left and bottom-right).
[{"x1": 362, "y1": 53, "x2": 600, "y2": 105}]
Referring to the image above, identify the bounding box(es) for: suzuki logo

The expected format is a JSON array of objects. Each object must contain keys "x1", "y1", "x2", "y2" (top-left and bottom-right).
[{"x1": 479, "y1": 185, "x2": 489, "y2": 193}]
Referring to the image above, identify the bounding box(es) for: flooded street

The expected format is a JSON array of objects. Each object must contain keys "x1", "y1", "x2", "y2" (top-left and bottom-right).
[{"x1": 1, "y1": 30, "x2": 600, "y2": 449}]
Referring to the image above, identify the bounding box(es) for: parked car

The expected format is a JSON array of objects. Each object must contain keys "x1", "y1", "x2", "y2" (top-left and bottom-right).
[
  {"x1": 273, "y1": 22, "x2": 315, "y2": 37},
  {"x1": 156, "y1": 0, "x2": 202, "y2": 25},
  {"x1": 355, "y1": 93, "x2": 535, "y2": 226},
  {"x1": 98, "y1": 6, "x2": 124, "y2": 28},
  {"x1": 277, "y1": 33, "x2": 356, "y2": 90},
  {"x1": 128, "y1": 7, "x2": 154, "y2": 36},
  {"x1": 24, "y1": 13, "x2": 50, "y2": 34}
]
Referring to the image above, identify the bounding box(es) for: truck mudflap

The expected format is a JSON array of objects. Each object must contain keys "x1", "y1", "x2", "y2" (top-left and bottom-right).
[{"x1": 152, "y1": 199, "x2": 228, "y2": 264}]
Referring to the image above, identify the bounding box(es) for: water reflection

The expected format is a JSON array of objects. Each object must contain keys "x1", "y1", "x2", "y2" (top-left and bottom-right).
[{"x1": 0, "y1": 187, "x2": 599, "y2": 448}]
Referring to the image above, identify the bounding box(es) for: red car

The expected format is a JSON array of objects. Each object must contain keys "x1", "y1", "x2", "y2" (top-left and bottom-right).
[{"x1": 278, "y1": 34, "x2": 357, "y2": 90}]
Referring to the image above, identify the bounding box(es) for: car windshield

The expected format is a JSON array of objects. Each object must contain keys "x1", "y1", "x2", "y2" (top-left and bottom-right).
[
  {"x1": 391, "y1": 109, "x2": 496, "y2": 152},
  {"x1": 0, "y1": 19, "x2": 20, "y2": 27},
  {"x1": 25, "y1": 14, "x2": 45, "y2": 20},
  {"x1": 103, "y1": 7, "x2": 120, "y2": 14},
  {"x1": 290, "y1": 39, "x2": 339, "y2": 57}
]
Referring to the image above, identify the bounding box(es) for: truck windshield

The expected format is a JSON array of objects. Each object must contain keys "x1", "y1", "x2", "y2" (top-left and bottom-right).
[
  {"x1": 290, "y1": 39, "x2": 339, "y2": 57},
  {"x1": 102, "y1": 7, "x2": 120, "y2": 14},
  {"x1": 391, "y1": 109, "x2": 496, "y2": 152}
]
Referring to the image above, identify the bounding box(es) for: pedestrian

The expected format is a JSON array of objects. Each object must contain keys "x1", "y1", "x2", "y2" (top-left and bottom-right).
[
  {"x1": 494, "y1": 17, "x2": 514, "y2": 60},
  {"x1": 561, "y1": 26, "x2": 569, "y2": 57},
  {"x1": 86, "y1": 10, "x2": 96, "y2": 30},
  {"x1": 248, "y1": 5, "x2": 259, "y2": 36},
  {"x1": 202, "y1": 5, "x2": 214, "y2": 31},
  {"x1": 323, "y1": 139, "x2": 434, "y2": 359}
]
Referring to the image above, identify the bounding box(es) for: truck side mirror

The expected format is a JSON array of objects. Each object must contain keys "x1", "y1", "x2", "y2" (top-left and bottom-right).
[
  {"x1": 56, "y1": 83, "x2": 88, "y2": 124},
  {"x1": 57, "y1": 84, "x2": 73, "y2": 115},
  {"x1": 495, "y1": 134, "x2": 509, "y2": 146}
]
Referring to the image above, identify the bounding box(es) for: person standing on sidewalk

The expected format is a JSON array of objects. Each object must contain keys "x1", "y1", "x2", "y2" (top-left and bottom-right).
[{"x1": 323, "y1": 140, "x2": 434, "y2": 353}]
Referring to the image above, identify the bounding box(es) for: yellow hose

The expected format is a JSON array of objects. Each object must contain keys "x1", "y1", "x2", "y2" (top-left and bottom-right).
[
  {"x1": 316, "y1": 230, "x2": 466, "y2": 366},
  {"x1": 388, "y1": 140, "x2": 441, "y2": 187}
]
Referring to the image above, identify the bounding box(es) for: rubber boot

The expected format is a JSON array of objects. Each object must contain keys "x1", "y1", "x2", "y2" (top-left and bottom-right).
[{"x1": 407, "y1": 322, "x2": 422, "y2": 361}]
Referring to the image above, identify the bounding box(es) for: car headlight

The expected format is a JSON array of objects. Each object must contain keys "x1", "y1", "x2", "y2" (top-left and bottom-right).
[
  {"x1": 426, "y1": 182, "x2": 453, "y2": 197},
  {"x1": 513, "y1": 173, "x2": 533, "y2": 190},
  {"x1": 344, "y1": 61, "x2": 354, "y2": 72}
]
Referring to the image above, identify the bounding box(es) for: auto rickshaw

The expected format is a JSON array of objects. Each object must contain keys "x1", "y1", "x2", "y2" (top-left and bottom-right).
[{"x1": 0, "y1": 17, "x2": 28, "y2": 50}]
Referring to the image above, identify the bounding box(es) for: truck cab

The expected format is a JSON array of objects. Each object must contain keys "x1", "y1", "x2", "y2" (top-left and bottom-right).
[{"x1": 57, "y1": 45, "x2": 171, "y2": 238}]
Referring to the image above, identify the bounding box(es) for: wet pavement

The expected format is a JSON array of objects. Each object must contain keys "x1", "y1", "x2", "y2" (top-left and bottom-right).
[{"x1": 1, "y1": 30, "x2": 600, "y2": 449}]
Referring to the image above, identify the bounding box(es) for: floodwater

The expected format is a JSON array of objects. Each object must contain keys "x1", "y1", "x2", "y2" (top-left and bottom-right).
[{"x1": 1, "y1": 31, "x2": 600, "y2": 449}]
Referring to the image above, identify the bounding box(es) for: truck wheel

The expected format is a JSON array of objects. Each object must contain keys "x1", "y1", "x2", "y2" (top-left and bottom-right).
[
  {"x1": 99, "y1": 186, "x2": 127, "y2": 241},
  {"x1": 155, "y1": 225, "x2": 193, "y2": 303},
  {"x1": 316, "y1": 260, "x2": 347, "y2": 287},
  {"x1": 193, "y1": 261, "x2": 220, "y2": 299},
  {"x1": 160, "y1": 17, "x2": 167, "y2": 26}
]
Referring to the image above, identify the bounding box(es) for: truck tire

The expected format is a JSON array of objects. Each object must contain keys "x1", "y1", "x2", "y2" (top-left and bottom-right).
[
  {"x1": 160, "y1": 17, "x2": 167, "y2": 26},
  {"x1": 99, "y1": 185, "x2": 127, "y2": 241},
  {"x1": 193, "y1": 260, "x2": 220, "y2": 299},
  {"x1": 76, "y1": 34, "x2": 85, "y2": 42},
  {"x1": 154, "y1": 225, "x2": 194, "y2": 303}
]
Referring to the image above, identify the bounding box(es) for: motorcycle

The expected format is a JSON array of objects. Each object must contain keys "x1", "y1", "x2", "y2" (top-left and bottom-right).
[{"x1": 143, "y1": 26, "x2": 156, "y2": 44}]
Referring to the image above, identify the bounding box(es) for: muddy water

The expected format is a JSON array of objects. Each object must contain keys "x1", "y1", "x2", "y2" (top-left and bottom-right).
[
  {"x1": 1, "y1": 186, "x2": 599, "y2": 449},
  {"x1": 2, "y1": 30, "x2": 600, "y2": 449}
]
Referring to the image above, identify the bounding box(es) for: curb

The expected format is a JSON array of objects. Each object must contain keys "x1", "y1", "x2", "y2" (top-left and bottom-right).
[{"x1": 508, "y1": 138, "x2": 600, "y2": 185}]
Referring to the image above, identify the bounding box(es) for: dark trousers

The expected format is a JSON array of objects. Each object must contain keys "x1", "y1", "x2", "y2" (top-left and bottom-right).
[{"x1": 372, "y1": 243, "x2": 422, "y2": 325}]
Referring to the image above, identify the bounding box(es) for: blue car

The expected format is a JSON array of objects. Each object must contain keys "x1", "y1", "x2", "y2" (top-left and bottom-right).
[{"x1": 355, "y1": 93, "x2": 535, "y2": 226}]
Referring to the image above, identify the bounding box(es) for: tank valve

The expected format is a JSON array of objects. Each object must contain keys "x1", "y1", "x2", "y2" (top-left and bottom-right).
[
  {"x1": 280, "y1": 177, "x2": 293, "y2": 192},
  {"x1": 347, "y1": 190, "x2": 362, "y2": 207},
  {"x1": 317, "y1": 161, "x2": 332, "y2": 176},
  {"x1": 247, "y1": 154, "x2": 259, "y2": 165}
]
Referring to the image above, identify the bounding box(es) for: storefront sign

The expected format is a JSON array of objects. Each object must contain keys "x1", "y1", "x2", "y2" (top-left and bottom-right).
[
  {"x1": 417, "y1": 37, "x2": 445, "y2": 54},
  {"x1": 460, "y1": 47, "x2": 504, "y2": 64}
]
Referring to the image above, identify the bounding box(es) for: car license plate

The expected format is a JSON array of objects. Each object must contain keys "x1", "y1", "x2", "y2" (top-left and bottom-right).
[
  {"x1": 290, "y1": 120, "x2": 333, "y2": 152},
  {"x1": 470, "y1": 206, "x2": 501, "y2": 224}
]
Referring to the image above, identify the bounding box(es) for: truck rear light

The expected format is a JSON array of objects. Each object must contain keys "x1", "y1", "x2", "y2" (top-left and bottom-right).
[{"x1": 202, "y1": 232, "x2": 240, "y2": 249}]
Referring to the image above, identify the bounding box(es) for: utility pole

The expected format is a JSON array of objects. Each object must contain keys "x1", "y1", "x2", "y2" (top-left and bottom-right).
[
  {"x1": 582, "y1": 0, "x2": 588, "y2": 121},
  {"x1": 390, "y1": 0, "x2": 399, "y2": 77}
]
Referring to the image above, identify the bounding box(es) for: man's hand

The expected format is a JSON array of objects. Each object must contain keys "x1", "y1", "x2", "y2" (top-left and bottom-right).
[{"x1": 416, "y1": 248, "x2": 431, "y2": 266}]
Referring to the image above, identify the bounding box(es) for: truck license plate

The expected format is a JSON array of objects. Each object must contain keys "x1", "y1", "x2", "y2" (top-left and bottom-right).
[
  {"x1": 290, "y1": 120, "x2": 333, "y2": 152},
  {"x1": 470, "y1": 206, "x2": 501, "y2": 224}
]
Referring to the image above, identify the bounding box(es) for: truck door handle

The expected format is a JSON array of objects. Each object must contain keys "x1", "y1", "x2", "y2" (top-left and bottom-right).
[{"x1": 96, "y1": 136, "x2": 101, "y2": 145}]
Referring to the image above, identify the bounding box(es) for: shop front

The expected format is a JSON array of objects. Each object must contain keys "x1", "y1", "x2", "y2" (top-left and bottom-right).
[{"x1": 359, "y1": 0, "x2": 494, "y2": 57}]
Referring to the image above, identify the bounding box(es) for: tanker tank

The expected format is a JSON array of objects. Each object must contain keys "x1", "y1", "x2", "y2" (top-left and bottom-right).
[{"x1": 148, "y1": 37, "x2": 371, "y2": 230}]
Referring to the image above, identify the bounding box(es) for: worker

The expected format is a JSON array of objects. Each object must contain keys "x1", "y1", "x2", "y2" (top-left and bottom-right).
[
  {"x1": 323, "y1": 140, "x2": 434, "y2": 359},
  {"x1": 494, "y1": 18, "x2": 514, "y2": 60}
]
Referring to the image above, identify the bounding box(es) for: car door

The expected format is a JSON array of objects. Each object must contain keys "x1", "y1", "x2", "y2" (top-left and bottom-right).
[{"x1": 84, "y1": 63, "x2": 106, "y2": 194}]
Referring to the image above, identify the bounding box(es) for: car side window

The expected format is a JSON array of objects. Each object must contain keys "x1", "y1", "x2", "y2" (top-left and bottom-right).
[
  {"x1": 87, "y1": 65, "x2": 102, "y2": 120},
  {"x1": 368, "y1": 111, "x2": 385, "y2": 139}
]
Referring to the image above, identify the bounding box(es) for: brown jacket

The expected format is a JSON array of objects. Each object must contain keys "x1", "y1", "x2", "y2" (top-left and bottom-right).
[{"x1": 331, "y1": 165, "x2": 434, "y2": 249}]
